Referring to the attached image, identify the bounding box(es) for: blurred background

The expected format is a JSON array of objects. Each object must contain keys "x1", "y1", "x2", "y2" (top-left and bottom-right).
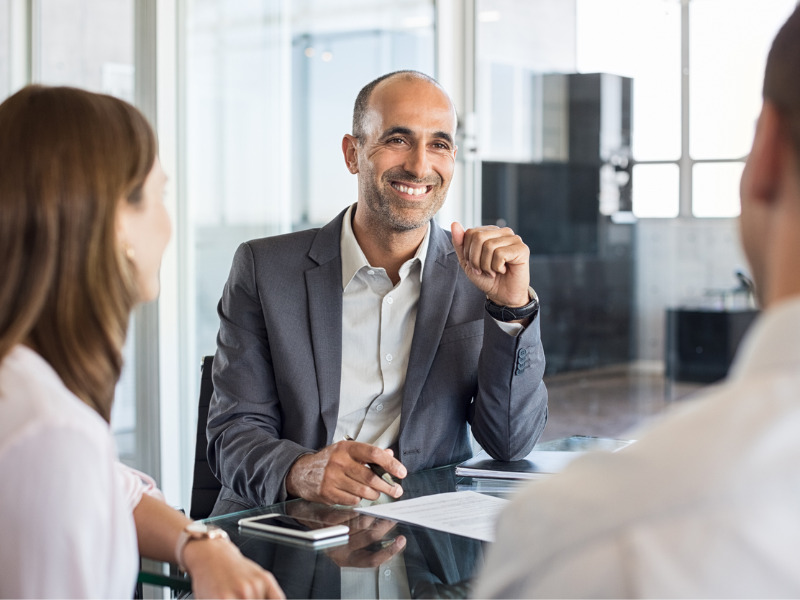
[{"x1": 1, "y1": 0, "x2": 793, "y2": 510}]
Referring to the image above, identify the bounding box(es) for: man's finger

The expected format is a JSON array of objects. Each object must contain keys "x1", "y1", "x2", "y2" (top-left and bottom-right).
[{"x1": 450, "y1": 221, "x2": 466, "y2": 257}]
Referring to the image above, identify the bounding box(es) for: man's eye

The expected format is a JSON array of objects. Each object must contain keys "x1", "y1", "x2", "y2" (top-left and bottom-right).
[{"x1": 387, "y1": 137, "x2": 406, "y2": 144}]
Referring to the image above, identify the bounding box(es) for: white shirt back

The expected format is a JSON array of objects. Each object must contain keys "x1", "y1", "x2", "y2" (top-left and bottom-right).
[
  {"x1": 0, "y1": 345, "x2": 154, "y2": 598},
  {"x1": 476, "y1": 297, "x2": 800, "y2": 598}
]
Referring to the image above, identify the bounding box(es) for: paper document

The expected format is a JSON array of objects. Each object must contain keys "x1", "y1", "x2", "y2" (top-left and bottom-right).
[{"x1": 356, "y1": 491, "x2": 508, "y2": 542}]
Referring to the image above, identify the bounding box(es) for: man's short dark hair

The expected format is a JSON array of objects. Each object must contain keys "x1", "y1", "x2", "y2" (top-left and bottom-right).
[
  {"x1": 764, "y1": 5, "x2": 800, "y2": 157},
  {"x1": 351, "y1": 70, "x2": 444, "y2": 141}
]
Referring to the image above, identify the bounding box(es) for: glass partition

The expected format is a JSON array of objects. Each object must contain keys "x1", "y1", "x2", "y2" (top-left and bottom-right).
[
  {"x1": 184, "y1": 0, "x2": 435, "y2": 383},
  {"x1": 0, "y1": 1, "x2": 9, "y2": 100},
  {"x1": 34, "y1": 0, "x2": 138, "y2": 464},
  {"x1": 689, "y1": 0, "x2": 795, "y2": 161},
  {"x1": 476, "y1": 0, "x2": 791, "y2": 412}
]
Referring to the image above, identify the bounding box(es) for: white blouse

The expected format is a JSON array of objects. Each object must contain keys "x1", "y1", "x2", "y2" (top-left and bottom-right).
[{"x1": 0, "y1": 345, "x2": 160, "y2": 599}]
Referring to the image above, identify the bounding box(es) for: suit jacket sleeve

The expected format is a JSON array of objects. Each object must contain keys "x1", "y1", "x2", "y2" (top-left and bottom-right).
[
  {"x1": 395, "y1": 225, "x2": 547, "y2": 470},
  {"x1": 206, "y1": 241, "x2": 312, "y2": 507},
  {"x1": 471, "y1": 310, "x2": 548, "y2": 461}
]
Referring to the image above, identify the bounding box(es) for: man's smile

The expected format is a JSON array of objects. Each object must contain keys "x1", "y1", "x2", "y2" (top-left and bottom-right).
[{"x1": 390, "y1": 181, "x2": 434, "y2": 197}]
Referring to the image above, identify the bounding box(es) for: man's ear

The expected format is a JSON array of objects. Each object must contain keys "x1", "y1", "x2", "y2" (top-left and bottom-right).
[
  {"x1": 342, "y1": 134, "x2": 359, "y2": 174},
  {"x1": 745, "y1": 101, "x2": 784, "y2": 204}
]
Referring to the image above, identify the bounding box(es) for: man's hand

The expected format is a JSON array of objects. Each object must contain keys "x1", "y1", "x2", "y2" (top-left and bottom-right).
[
  {"x1": 285, "y1": 440, "x2": 406, "y2": 505},
  {"x1": 451, "y1": 222, "x2": 531, "y2": 307},
  {"x1": 283, "y1": 504, "x2": 406, "y2": 568},
  {"x1": 325, "y1": 514, "x2": 406, "y2": 568}
]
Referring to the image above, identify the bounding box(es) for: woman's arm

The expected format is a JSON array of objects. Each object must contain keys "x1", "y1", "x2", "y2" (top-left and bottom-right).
[{"x1": 132, "y1": 493, "x2": 284, "y2": 599}]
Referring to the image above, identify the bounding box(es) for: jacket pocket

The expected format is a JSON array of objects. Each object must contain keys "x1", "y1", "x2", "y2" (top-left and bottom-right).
[{"x1": 438, "y1": 319, "x2": 483, "y2": 346}]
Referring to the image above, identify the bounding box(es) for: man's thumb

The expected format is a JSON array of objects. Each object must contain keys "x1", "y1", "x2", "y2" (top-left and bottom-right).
[{"x1": 450, "y1": 221, "x2": 465, "y2": 254}]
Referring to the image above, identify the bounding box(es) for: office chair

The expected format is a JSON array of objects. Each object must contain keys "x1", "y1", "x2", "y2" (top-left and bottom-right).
[{"x1": 189, "y1": 355, "x2": 222, "y2": 520}]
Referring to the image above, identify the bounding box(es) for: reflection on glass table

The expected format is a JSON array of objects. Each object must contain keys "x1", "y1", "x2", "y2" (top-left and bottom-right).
[
  {"x1": 141, "y1": 465, "x2": 483, "y2": 598},
  {"x1": 139, "y1": 436, "x2": 610, "y2": 598}
]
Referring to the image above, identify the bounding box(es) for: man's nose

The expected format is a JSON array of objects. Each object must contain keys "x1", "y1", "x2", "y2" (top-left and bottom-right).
[{"x1": 403, "y1": 144, "x2": 430, "y2": 179}]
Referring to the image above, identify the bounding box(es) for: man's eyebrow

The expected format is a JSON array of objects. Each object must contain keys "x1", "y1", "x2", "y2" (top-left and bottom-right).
[
  {"x1": 432, "y1": 131, "x2": 454, "y2": 144},
  {"x1": 380, "y1": 126, "x2": 454, "y2": 145},
  {"x1": 380, "y1": 126, "x2": 414, "y2": 139}
]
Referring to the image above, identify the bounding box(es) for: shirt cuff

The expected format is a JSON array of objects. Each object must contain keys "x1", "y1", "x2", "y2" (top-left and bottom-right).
[{"x1": 493, "y1": 319, "x2": 524, "y2": 337}]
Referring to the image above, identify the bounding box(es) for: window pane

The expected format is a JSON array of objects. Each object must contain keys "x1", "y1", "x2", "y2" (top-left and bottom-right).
[
  {"x1": 477, "y1": 0, "x2": 577, "y2": 162},
  {"x1": 692, "y1": 162, "x2": 743, "y2": 218},
  {"x1": 36, "y1": 0, "x2": 136, "y2": 462},
  {"x1": 38, "y1": 0, "x2": 134, "y2": 100},
  {"x1": 577, "y1": 0, "x2": 681, "y2": 161},
  {"x1": 689, "y1": 0, "x2": 795, "y2": 159},
  {"x1": 632, "y1": 163, "x2": 679, "y2": 218},
  {"x1": 0, "y1": 1, "x2": 9, "y2": 100},
  {"x1": 478, "y1": 1, "x2": 639, "y2": 377}
]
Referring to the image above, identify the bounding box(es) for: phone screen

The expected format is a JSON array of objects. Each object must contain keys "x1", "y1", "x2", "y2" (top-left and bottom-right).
[
  {"x1": 245, "y1": 515, "x2": 310, "y2": 531},
  {"x1": 239, "y1": 513, "x2": 350, "y2": 543}
]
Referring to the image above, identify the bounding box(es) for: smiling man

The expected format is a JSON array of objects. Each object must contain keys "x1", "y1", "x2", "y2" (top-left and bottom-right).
[{"x1": 206, "y1": 70, "x2": 548, "y2": 512}]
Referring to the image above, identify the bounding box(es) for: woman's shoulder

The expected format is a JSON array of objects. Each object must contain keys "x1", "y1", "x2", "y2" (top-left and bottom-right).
[{"x1": 0, "y1": 345, "x2": 110, "y2": 453}]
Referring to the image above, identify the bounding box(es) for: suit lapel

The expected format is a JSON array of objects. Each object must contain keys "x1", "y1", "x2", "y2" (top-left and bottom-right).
[
  {"x1": 306, "y1": 209, "x2": 347, "y2": 444},
  {"x1": 399, "y1": 222, "x2": 459, "y2": 432}
]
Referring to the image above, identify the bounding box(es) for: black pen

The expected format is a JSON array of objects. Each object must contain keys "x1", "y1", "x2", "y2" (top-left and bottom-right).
[{"x1": 344, "y1": 435, "x2": 398, "y2": 486}]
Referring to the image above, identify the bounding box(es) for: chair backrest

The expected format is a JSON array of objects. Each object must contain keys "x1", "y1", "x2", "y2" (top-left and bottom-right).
[{"x1": 189, "y1": 355, "x2": 222, "y2": 520}]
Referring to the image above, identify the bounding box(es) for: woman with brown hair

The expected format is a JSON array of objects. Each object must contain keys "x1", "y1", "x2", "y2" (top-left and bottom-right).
[{"x1": 0, "y1": 85, "x2": 283, "y2": 599}]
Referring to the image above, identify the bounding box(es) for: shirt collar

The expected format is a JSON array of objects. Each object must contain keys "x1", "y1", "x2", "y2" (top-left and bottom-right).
[
  {"x1": 340, "y1": 203, "x2": 430, "y2": 290},
  {"x1": 728, "y1": 296, "x2": 800, "y2": 381}
]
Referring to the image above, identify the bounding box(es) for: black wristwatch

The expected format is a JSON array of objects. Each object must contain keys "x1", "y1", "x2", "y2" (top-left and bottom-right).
[{"x1": 485, "y1": 287, "x2": 540, "y2": 322}]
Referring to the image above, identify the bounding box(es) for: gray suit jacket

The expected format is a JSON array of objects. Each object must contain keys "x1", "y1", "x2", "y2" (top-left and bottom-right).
[{"x1": 207, "y1": 208, "x2": 548, "y2": 510}]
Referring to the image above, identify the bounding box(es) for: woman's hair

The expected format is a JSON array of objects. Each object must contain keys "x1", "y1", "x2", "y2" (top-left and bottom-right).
[{"x1": 0, "y1": 85, "x2": 157, "y2": 422}]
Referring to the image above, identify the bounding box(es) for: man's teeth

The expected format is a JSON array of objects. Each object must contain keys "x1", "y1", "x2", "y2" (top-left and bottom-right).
[{"x1": 393, "y1": 183, "x2": 428, "y2": 196}]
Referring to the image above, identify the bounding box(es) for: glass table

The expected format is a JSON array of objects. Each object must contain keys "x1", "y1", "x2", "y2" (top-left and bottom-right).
[{"x1": 139, "y1": 436, "x2": 615, "y2": 598}]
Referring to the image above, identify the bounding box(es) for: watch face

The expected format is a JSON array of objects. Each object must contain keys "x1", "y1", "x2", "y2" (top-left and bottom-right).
[
  {"x1": 186, "y1": 522, "x2": 229, "y2": 541},
  {"x1": 187, "y1": 522, "x2": 211, "y2": 534}
]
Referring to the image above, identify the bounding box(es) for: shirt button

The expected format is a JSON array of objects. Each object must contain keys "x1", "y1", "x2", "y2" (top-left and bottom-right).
[
  {"x1": 386, "y1": 296, "x2": 394, "y2": 304},
  {"x1": 383, "y1": 568, "x2": 392, "y2": 578},
  {"x1": 367, "y1": 269, "x2": 375, "y2": 275},
  {"x1": 376, "y1": 403, "x2": 384, "y2": 412},
  {"x1": 385, "y1": 354, "x2": 393, "y2": 362}
]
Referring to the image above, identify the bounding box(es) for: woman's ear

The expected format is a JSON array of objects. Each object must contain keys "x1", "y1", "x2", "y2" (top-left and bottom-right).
[{"x1": 115, "y1": 198, "x2": 134, "y2": 259}]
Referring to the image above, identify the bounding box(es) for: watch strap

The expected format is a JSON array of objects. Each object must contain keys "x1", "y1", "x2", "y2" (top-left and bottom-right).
[
  {"x1": 485, "y1": 286, "x2": 540, "y2": 322},
  {"x1": 175, "y1": 522, "x2": 229, "y2": 570}
]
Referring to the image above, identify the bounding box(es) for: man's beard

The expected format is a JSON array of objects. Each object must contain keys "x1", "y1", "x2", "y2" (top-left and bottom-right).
[{"x1": 361, "y1": 167, "x2": 448, "y2": 232}]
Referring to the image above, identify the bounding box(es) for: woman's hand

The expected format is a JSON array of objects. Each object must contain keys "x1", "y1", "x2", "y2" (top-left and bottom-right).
[{"x1": 183, "y1": 537, "x2": 285, "y2": 599}]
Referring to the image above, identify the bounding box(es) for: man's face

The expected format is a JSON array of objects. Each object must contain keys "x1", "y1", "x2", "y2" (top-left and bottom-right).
[{"x1": 349, "y1": 76, "x2": 457, "y2": 232}]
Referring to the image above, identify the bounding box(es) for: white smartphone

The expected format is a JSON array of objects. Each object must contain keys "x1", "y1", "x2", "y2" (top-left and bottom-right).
[{"x1": 238, "y1": 513, "x2": 350, "y2": 542}]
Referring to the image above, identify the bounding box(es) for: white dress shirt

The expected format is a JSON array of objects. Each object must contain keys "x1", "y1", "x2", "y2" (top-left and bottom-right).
[
  {"x1": 0, "y1": 345, "x2": 162, "y2": 599},
  {"x1": 335, "y1": 203, "x2": 430, "y2": 448},
  {"x1": 335, "y1": 203, "x2": 523, "y2": 448},
  {"x1": 476, "y1": 297, "x2": 800, "y2": 598}
]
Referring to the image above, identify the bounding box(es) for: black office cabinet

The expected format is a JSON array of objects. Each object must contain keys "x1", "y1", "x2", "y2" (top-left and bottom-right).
[
  {"x1": 482, "y1": 73, "x2": 634, "y2": 374},
  {"x1": 665, "y1": 309, "x2": 758, "y2": 383}
]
